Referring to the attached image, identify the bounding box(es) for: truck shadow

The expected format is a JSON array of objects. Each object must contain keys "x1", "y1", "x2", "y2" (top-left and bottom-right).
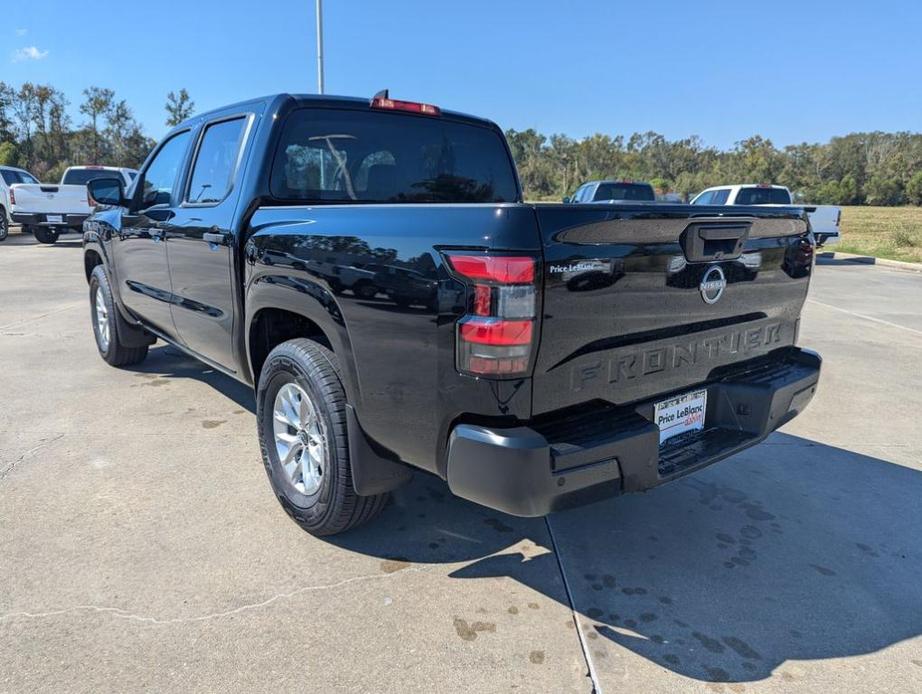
[
  {"x1": 327, "y1": 435, "x2": 922, "y2": 684},
  {"x1": 816, "y1": 254, "x2": 878, "y2": 267},
  {"x1": 127, "y1": 348, "x2": 922, "y2": 684},
  {"x1": 127, "y1": 344, "x2": 256, "y2": 413}
]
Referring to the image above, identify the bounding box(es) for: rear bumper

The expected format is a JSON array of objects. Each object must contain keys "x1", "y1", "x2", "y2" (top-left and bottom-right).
[
  {"x1": 446, "y1": 347, "x2": 821, "y2": 517},
  {"x1": 11, "y1": 212, "x2": 89, "y2": 228}
]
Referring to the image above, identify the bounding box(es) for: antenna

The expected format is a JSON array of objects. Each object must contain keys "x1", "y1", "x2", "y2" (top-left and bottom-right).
[{"x1": 315, "y1": 0, "x2": 324, "y2": 94}]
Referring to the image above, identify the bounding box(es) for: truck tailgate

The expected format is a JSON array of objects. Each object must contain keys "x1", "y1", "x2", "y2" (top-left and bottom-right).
[
  {"x1": 531, "y1": 204, "x2": 813, "y2": 414},
  {"x1": 11, "y1": 184, "x2": 91, "y2": 214}
]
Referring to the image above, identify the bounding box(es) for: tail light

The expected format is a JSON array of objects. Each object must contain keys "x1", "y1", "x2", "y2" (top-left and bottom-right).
[
  {"x1": 9, "y1": 188, "x2": 15, "y2": 206},
  {"x1": 446, "y1": 253, "x2": 538, "y2": 378},
  {"x1": 87, "y1": 189, "x2": 95, "y2": 207}
]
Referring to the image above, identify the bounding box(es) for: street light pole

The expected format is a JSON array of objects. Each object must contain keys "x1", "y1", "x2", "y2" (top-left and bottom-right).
[{"x1": 315, "y1": 0, "x2": 325, "y2": 94}]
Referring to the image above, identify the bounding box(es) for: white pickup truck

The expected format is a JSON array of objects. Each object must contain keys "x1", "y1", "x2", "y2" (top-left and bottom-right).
[
  {"x1": 10, "y1": 165, "x2": 137, "y2": 244},
  {"x1": 691, "y1": 184, "x2": 841, "y2": 247},
  {"x1": 0, "y1": 165, "x2": 40, "y2": 242}
]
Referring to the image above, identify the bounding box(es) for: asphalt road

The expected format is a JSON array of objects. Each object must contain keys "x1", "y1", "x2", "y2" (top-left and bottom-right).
[{"x1": 1, "y1": 231, "x2": 920, "y2": 693}]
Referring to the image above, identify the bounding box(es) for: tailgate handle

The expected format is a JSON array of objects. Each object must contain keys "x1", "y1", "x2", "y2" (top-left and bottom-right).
[
  {"x1": 682, "y1": 223, "x2": 750, "y2": 262},
  {"x1": 699, "y1": 227, "x2": 743, "y2": 241}
]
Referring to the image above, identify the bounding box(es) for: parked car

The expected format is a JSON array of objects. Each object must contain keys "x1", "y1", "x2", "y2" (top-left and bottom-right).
[
  {"x1": 83, "y1": 92, "x2": 821, "y2": 536},
  {"x1": 0, "y1": 165, "x2": 40, "y2": 242},
  {"x1": 691, "y1": 184, "x2": 841, "y2": 247},
  {"x1": 11, "y1": 165, "x2": 137, "y2": 244},
  {"x1": 565, "y1": 180, "x2": 656, "y2": 203}
]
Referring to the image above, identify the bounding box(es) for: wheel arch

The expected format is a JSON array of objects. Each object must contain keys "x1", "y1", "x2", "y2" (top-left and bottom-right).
[
  {"x1": 245, "y1": 283, "x2": 360, "y2": 405},
  {"x1": 84, "y1": 248, "x2": 104, "y2": 282}
]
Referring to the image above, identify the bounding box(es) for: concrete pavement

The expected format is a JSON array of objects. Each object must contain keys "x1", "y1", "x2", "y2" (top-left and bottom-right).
[{"x1": 1, "y1": 230, "x2": 920, "y2": 693}]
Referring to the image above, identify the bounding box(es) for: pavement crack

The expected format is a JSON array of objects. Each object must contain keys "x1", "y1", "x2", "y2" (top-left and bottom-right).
[
  {"x1": 545, "y1": 516, "x2": 602, "y2": 694},
  {"x1": 0, "y1": 566, "x2": 431, "y2": 627},
  {"x1": 0, "y1": 301, "x2": 83, "y2": 331},
  {"x1": 0, "y1": 434, "x2": 65, "y2": 482}
]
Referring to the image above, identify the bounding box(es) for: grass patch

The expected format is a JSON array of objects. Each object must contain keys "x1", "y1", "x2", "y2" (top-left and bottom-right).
[{"x1": 836, "y1": 206, "x2": 922, "y2": 263}]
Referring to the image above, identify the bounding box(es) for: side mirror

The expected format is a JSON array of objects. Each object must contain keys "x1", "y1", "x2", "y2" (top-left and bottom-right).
[
  {"x1": 87, "y1": 177, "x2": 126, "y2": 207},
  {"x1": 562, "y1": 196, "x2": 571, "y2": 203}
]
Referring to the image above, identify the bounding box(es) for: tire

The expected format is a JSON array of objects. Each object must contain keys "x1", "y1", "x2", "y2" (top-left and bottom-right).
[
  {"x1": 256, "y1": 339, "x2": 388, "y2": 536},
  {"x1": 89, "y1": 265, "x2": 149, "y2": 366},
  {"x1": 353, "y1": 281, "x2": 377, "y2": 299},
  {"x1": 34, "y1": 227, "x2": 59, "y2": 244},
  {"x1": 0, "y1": 213, "x2": 8, "y2": 242}
]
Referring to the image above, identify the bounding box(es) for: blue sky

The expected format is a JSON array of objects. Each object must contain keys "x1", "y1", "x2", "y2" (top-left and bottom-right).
[{"x1": 4, "y1": 0, "x2": 920, "y2": 149}]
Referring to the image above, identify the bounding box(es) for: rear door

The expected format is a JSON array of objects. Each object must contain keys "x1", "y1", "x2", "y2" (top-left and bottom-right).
[
  {"x1": 531, "y1": 204, "x2": 813, "y2": 414},
  {"x1": 111, "y1": 129, "x2": 192, "y2": 337},
  {"x1": 166, "y1": 114, "x2": 253, "y2": 370}
]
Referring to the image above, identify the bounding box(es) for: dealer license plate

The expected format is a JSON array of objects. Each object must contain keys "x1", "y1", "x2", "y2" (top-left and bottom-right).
[
  {"x1": 654, "y1": 389, "x2": 707, "y2": 445},
  {"x1": 46, "y1": 215, "x2": 63, "y2": 224}
]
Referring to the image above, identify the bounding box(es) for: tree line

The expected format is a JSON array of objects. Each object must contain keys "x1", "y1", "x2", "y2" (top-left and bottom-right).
[
  {"x1": 506, "y1": 129, "x2": 922, "y2": 205},
  {"x1": 0, "y1": 83, "x2": 194, "y2": 182},
  {"x1": 1, "y1": 81, "x2": 919, "y2": 205}
]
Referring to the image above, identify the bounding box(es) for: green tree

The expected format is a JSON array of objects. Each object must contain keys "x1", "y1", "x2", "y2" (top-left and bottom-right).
[
  {"x1": 165, "y1": 89, "x2": 195, "y2": 127},
  {"x1": 906, "y1": 171, "x2": 922, "y2": 206},
  {"x1": 80, "y1": 87, "x2": 114, "y2": 164},
  {"x1": 0, "y1": 141, "x2": 18, "y2": 166},
  {"x1": 865, "y1": 175, "x2": 904, "y2": 206}
]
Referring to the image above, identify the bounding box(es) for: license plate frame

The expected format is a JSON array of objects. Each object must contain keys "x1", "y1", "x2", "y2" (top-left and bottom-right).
[
  {"x1": 654, "y1": 389, "x2": 707, "y2": 445},
  {"x1": 46, "y1": 214, "x2": 63, "y2": 224}
]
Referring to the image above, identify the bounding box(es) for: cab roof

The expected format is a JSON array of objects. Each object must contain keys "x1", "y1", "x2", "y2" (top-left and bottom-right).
[{"x1": 174, "y1": 93, "x2": 500, "y2": 132}]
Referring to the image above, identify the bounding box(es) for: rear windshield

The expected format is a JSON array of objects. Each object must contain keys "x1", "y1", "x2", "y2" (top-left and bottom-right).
[
  {"x1": 62, "y1": 169, "x2": 121, "y2": 186},
  {"x1": 1, "y1": 169, "x2": 38, "y2": 185},
  {"x1": 270, "y1": 108, "x2": 519, "y2": 204},
  {"x1": 593, "y1": 183, "x2": 655, "y2": 201},
  {"x1": 735, "y1": 187, "x2": 791, "y2": 205}
]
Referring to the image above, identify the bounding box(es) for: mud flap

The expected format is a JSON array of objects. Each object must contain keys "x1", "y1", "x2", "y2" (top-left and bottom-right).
[
  {"x1": 346, "y1": 404, "x2": 413, "y2": 496},
  {"x1": 114, "y1": 304, "x2": 156, "y2": 348}
]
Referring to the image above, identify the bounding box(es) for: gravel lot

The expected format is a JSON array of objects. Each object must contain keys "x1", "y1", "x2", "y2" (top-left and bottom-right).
[{"x1": 1, "y1": 230, "x2": 920, "y2": 693}]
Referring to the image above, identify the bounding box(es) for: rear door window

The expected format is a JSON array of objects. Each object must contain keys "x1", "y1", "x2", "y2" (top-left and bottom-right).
[
  {"x1": 711, "y1": 188, "x2": 731, "y2": 204},
  {"x1": 692, "y1": 190, "x2": 714, "y2": 205},
  {"x1": 186, "y1": 117, "x2": 248, "y2": 204},
  {"x1": 271, "y1": 109, "x2": 519, "y2": 203},
  {"x1": 1, "y1": 170, "x2": 38, "y2": 185}
]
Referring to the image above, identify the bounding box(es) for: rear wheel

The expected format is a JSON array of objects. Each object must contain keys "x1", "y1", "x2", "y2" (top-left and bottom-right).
[
  {"x1": 256, "y1": 339, "x2": 388, "y2": 536},
  {"x1": 89, "y1": 265, "x2": 149, "y2": 366},
  {"x1": 34, "y1": 227, "x2": 59, "y2": 244},
  {"x1": 0, "y1": 212, "x2": 8, "y2": 242},
  {"x1": 353, "y1": 281, "x2": 377, "y2": 299}
]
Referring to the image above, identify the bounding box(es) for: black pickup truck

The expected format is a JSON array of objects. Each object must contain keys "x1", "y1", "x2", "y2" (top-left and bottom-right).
[{"x1": 83, "y1": 92, "x2": 821, "y2": 536}]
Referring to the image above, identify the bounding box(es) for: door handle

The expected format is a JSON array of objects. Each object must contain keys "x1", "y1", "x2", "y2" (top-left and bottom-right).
[{"x1": 203, "y1": 231, "x2": 231, "y2": 246}]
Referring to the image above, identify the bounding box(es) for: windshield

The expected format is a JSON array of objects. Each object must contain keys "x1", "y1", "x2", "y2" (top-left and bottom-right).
[
  {"x1": 735, "y1": 187, "x2": 792, "y2": 205},
  {"x1": 271, "y1": 108, "x2": 519, "y2": 204},
  {"x1": 62, "y1": 169, "x2": 121, "y2": 186},
  {"x1": 1, "y1": 169, "x2": 38, "y2": 185},
  {"x1": 593, "y1": 183, "x2": 655, "y2": 201}
]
